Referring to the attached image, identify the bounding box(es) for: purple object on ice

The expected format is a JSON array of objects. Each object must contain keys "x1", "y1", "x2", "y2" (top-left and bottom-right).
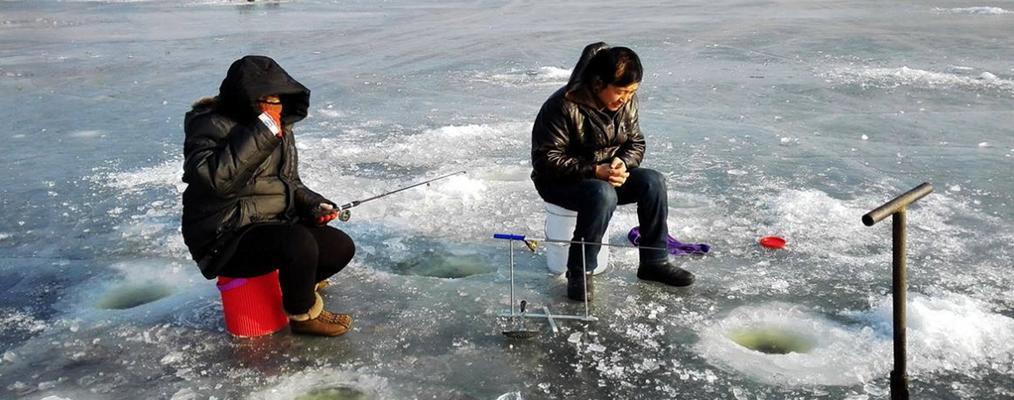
[{"x1": 627, "y1": 226, "x2": 711, "y2": 256}]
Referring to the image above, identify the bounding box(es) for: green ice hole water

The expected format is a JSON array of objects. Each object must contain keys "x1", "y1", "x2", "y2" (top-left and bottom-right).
[
  {"x1": 727, "y1": 327, "x2": 816, "y2": 355},
  {"x1": 393, "y1": 252, "x2": 495, "y2": 279},
  {"x1": 96, "y1": 283, "x2": 174, "y2": 310},
  {"x1": 292, "y1": 386, "x2": 370, "y2": 400}
]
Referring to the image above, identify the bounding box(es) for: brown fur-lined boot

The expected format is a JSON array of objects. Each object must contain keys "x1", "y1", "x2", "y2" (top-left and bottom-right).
[{"x1": 288, "y1": 293, "x2": 352, "y2": 337}]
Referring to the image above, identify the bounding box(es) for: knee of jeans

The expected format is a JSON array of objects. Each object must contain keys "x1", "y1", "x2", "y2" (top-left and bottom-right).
[
  {"x1": 586, "y1": 181, "x2": 618, "y2": 210},
  {"x1": 642, "y1": 169, "x2": 667, "y2": 193}
]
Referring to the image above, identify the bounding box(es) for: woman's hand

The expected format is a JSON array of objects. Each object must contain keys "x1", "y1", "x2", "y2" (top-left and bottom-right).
[
  {"x1": 258, "y1": 95, "x2": 284, "y2": 138},
  {"x1": 313, "y1": 203, "x2": 339, "y2": 225},
  {"x1": 595, "y1": 158, "x2": 629, "y2": 187}
]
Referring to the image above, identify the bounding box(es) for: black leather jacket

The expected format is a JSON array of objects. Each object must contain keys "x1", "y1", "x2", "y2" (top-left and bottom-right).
[
  {"x1": 530, "y1": 83, "x2": 646, "y2": 188},
  {"x1": 181, "y1": 56, "x2": 330, "y2": 279}
]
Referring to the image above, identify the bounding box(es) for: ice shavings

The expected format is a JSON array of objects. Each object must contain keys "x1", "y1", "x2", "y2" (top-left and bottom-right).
[
  {"x1": 473, "y1": 66, "x2": 572, "y2": 87},
  {"x1": 0, "y1": 310, "x2": 47, "y2": 336},
  {"x1": 559, "y1": 295, "x2": 722, "y2": 395},
  {"x1": 699, "y1": 293, "x2": 1014, "y2": 386},
  {"x1": 247, "y1": 369, "x2": 392, "y2": 400},
  {"x1": 348, "y1": 122, "x2": 529, "y2": 167},
  {"x1": 755, "y1": 189, "x2": 977, "y2": 266},
  {"x1": 821, "y1": 66, "x2": 1014, "y2": 95},
  {"x1": 99, "y1": 159, "x2": 185, "y2": 194},
  {"x1": 87, "y1": 158, "x2": 189, "y2": 257},
  {"x1": 495, "y1": 392, "x2": 523, "y2": 400},
  {"x1": 67, "y1": 130, "x2": 104, "y2": 138},
  {"x1": 932, "y1": 7, "x2": 1012, "y2": 15},
  {"x1": 847, "y1": 292, "x2": 1014, "y2": 375},
  {"x1": 697, "y1": 302, "x2": 885, "y2": 386},
  {"x1": 118, "y1": 201, "x2": 188, "y2": 256}
]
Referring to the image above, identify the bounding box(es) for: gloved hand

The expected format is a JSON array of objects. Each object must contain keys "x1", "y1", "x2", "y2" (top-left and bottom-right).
[
  {"x1": 312, "y1": 202, "x2": 340, "y2": 225},
  {"x1": 257, "y1": 95, "x2": 284, "y2": 138}
]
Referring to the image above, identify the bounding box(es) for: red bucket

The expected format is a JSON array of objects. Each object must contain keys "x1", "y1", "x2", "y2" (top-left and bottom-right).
[{"x1": 217, "y1": 270, "x2": 288, "y2": 337}]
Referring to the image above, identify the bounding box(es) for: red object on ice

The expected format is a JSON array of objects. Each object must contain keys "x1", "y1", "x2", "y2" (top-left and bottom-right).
[
  {"x1": 217, "y1": 270, "x2": 288, "y2": 337},
  {"x1": 759, "y1": 236, "x2": 787, "y2": 249}
]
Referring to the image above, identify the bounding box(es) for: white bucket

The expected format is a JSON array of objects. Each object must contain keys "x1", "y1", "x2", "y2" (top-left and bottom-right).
[{"x1": 544, "y1": 202, "x2": 609, "y2": 275}]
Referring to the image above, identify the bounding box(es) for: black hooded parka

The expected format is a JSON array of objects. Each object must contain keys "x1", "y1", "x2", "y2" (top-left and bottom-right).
[{"x1": 181, "y1": 56, "x2": 330, "y2": 279}]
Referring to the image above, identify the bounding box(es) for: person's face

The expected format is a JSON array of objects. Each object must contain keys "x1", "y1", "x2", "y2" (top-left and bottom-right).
[
  {"x1": 259, "y1": 95, "x2": 281, "y2": 105},
  {"x1": 597, "y1": 82, "x2": 639, "y2": 111}
]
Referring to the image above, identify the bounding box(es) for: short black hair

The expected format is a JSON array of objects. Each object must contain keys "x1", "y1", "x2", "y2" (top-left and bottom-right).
[{"x1": 580, "y1": 46, "x2": 643, "y2": 90}]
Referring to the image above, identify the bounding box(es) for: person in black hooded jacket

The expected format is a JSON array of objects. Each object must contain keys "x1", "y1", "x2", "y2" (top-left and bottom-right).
[
  {"x1": 532, "y1": 43, "x2": 695, "y2": 301},
  {"x1": 182, "y1": 55, "x2": 353, "y2": 336}
]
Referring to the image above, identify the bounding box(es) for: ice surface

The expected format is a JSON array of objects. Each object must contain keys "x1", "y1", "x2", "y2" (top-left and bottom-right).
[
  {"x1": 0, "y1": 0, "x2": 1011, "y2": 399},
  {"x1": 473, "y1": 66, "x2": 573, "y2": 87},
  {"x1": 822, "y1": 66, "x2": 1014, "y2": 95},
  {"x1": 853, "y1": 293, "x2": 1014, "y2": 375},
  {"x1": 932, "y1": 7, "x2": 1013, "y2": 15},
  {"x1": 246, "y1": 369, "x2": 391, "y2": 400},
  {"x1": 697, "y1": 302, "x2": 885, "y2": 386},
  {"x1": 697, "y1": 295, "x2": 1014, "y2": 386}
]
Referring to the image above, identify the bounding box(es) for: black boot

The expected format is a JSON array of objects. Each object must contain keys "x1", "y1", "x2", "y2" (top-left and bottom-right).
[
  {"x1": 566, "y1": 271, "x2": 594, "y2": 301},
  {"x1": 637, "y1": 262, "x2": 694, "y2": 287}
]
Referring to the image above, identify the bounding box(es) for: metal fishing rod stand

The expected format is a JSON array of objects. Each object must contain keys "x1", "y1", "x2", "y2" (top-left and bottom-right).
[{"x1": 493, "y1": 234, "x2": 597, "y2": 336}]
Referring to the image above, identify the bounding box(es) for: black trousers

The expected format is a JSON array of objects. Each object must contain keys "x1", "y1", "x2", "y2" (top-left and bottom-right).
[
  {"x1": 219, "y1": 223, "x2": 355, "y2": 315},
  {"x1": 536, "y1": 167, "x2": 670, "y2": 273}
]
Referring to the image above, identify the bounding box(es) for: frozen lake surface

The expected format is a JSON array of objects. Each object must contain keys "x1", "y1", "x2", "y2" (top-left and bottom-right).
[{"x1": 1, "y1": 0, "x2": 1012, "y2": 399}]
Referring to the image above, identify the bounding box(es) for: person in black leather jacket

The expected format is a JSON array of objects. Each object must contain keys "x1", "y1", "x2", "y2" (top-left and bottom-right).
[
  {"x1": 531, "y1": 43, "x2": 694, "y2": 301},
  {"x1": 182, "y1": 56, "x2": 353, "y2": 336}
]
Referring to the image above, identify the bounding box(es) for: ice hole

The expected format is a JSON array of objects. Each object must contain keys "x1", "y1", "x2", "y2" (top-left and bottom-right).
[
  {"x1": 727, "y1": 327, "x2": 816, "y2": 355},
  {"x1": 95, "y1": 283, "x2": 174, "y2": 310},
  {"x1": 392, "y1": 251, "x2": 495, "y2": 279},
  {"x1": 292, "y1": 386, "x2": 371, "y2": 400}
]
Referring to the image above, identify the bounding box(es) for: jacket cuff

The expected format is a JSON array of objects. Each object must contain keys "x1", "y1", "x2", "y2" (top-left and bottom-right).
[{"x1": 257, "y1": 113, "x2": 281, "y2": 136}]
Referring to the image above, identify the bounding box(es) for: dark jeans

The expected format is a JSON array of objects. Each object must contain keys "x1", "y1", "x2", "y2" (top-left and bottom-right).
[
  {"x1": 537, "y1": 167, "x2": 669, "y2": 273},
  {"x1": 219, "y1": 223, "x2": 355, "y2": 315}
]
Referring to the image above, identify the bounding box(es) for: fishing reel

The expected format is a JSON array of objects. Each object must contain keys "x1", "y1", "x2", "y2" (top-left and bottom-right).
[
  {"x1": 338, "y1": 209, "x2": 351, "y2": 222},
  {"x1": 316, "y1": 204, "x2": 352, "y2": 224}
]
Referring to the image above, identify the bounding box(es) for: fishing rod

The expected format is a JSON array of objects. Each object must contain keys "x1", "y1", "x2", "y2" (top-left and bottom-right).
[
  {"x1": 492, "y1": 233, "x2": 668, "y2": 253},
  {"x1": 332, "y1": 170, "x2": 466, "y2": 222}
]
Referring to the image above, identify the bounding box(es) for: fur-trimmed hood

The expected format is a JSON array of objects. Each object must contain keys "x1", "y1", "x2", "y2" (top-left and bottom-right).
[{"x1": 192, "y1": 56, "x2": 311, "y2": 125}]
